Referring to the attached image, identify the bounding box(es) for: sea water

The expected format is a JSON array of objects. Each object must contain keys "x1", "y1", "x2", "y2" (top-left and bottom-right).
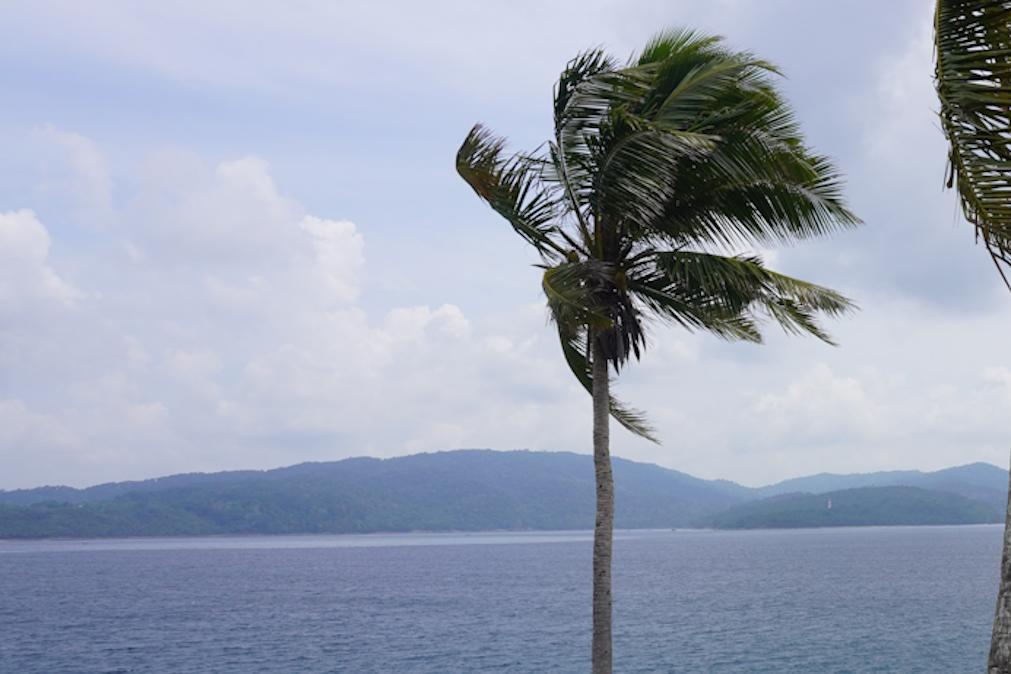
[{"x1": 0, "y1": 526, "x2": 1001, "y2": 672}]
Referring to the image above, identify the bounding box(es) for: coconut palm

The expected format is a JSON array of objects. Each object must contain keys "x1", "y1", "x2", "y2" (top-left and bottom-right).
[
  {"x1": 935, "y1": 2, "x2": 1011, "y2": 671},
  {"x1": 457, "y1": 30, "x2": 859, "y2": 673}
]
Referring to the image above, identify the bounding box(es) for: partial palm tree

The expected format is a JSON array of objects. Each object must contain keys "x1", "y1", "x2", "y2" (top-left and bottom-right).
[
  {"x1": 457, "y1": 30, "x2": 859, "y2": 674},
  {"x1": 935, "y1": 2, "x2": 1011, "y2": 671}
]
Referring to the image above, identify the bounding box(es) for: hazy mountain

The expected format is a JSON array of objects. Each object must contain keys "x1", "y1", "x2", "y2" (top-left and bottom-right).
[
  {"x1": 709, "y1": 486, "x2": 1002, "y2": 529},
  {"x1": 0, "y1": 451, "x2": 1004, "y2": 539},
  {"x1": 0, "y1": 450, "x2": 753, "y2": 538},
  {"x1": 0, "y1": 469, "x2": 266, "y2": 506},
  {"x1": 758, "y1": 463, "x2": 1008, "y2": 512}
]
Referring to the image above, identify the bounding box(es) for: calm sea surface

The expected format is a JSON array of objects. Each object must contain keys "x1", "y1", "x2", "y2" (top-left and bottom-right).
[{"x1": 0, "y1": 526, "x2": 1002, "y2": 673}]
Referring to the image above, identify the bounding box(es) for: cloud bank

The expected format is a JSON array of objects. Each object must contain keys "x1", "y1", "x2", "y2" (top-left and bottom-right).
[{"x1": 1, "y1": 1, "x2": 1010, "y2": 489}]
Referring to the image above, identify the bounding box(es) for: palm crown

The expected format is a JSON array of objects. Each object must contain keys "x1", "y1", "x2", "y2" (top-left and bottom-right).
[{"x1": 457, "y1": 30, "x2": 861, "y2": 441}]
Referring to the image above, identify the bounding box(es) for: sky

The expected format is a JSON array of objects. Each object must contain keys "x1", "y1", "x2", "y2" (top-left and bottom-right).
[{"x1": 2, "y1": 0, "x2": 1010, "y2": 490}]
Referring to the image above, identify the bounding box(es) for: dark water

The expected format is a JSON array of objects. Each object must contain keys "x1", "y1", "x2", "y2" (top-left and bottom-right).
[{"x1": 0, "y1": 526, "x2": 1002, "y2": 673}]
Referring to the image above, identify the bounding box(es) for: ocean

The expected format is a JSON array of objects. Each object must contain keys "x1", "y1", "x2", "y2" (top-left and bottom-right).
[{"x1": 0, "y1": 525, "x2": 1002, "y2": 672}]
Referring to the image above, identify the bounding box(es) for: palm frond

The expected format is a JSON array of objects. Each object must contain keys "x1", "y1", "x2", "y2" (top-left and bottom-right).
[
  {"x1": 641, "y1": 251, "x2": 855, "y2": 344},
  {"x1": 935, "y1": 0, "x2": 1011, "y2": 287},
  {"x1": 556, "y1": 324, "x2": 658, "y2": 442},
  {"x1": 591, "y1": 118, "x2": 717, "y2": 234},
  {"x1": 542, "y1": 260, "x2": 646, "y2": 367},
  {"x1": 541, "y1": 261, "x2": 615, "y2": 331},
  {"x1": 653, "y1": 55, "x2": 779, "y2": 130},
  {"x1": 591, "y1": 35, "x2": 858, "y2": 249},
  {"x1": 456, "y1": 124, "x2": 567, "y2": 261},
  {"x1": 628, "y1": 276, "x2": 764, "y2": 341},
  {"x1": 554, "y1": 49, "x2": 621, "y2": 132},
  {"x1": 551, "y1": 55, "x2": 656, "y2": 221},
  {"x1": 648, "y1": 138, "x2": 860, "y2": 248}
]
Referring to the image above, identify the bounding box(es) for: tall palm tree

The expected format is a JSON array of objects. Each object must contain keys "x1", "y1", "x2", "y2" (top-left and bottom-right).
[
  {"x1": 457, "y1": 30, "x2": 859, "y2": 673},
  {"x1": 935, "y1": 3, "x2": 1011, "y2": 671}
]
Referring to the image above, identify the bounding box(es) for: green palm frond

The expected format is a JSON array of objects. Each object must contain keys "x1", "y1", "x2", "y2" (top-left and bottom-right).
[
  {"x1": 456, "y1": 124, "x2": 567, "y2": 261},
  {"x1": 635, "y1": 29, "x2": 724, "y2": 68},
  {"x1": 644, "y1": 143, "x2": 858, "y2": 249},
  {"x1": 550, "y1": 52, "x2": 658, "y2": 226},
  {"x1": 645, "y1": 251, "x2": 853, "y2": 344},
  {"x1": 556, "y1": 324, "x2": 658, "y2": 442},
  {"x1": 553, "y1": 49, "x2": 621, "y2": 133},
  {"x1": 541, "y1": 261, "x2": 615, "y2": 331},
  {"x1": 542, "y1": 260, "x2": 646, "y2": 366},
  {"x1": 935, "y1": 0, "x2": 1011, "y2": 287},
  {"x1": 627, "y1": 276, "x2": 764, "y2": 342},
  {"x1": 591, "y1": 119, "x2": 717, "y2": 233},
  {"x1": 576, "y1": 33, "x2": 858, "y2": 251}
]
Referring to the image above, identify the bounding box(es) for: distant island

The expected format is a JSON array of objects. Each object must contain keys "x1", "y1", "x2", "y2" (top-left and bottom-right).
[
  {"x1": 710, "y1": 486, "x2": 1000, "y2": 529},
  {"x1": 0, "y1": 450, "x2": 1005, "y2": 538}
]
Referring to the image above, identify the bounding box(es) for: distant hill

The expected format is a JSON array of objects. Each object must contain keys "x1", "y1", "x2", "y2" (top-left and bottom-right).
[
  {"x1": 0, "y1": 451, "x2": 1005, "y2": 539},
  {"x1": 710, "y1": 486, "x2": 1002, "y2": 529},
  {"x1": 0, "y1": 450, "x2": 752, "y2": 538},
  {"x1": 759, "y1": 463, "x2": 1008, "y2": 513},
  {"x1": 0, "y1": 469, "x2": 266, "y2": 507}
]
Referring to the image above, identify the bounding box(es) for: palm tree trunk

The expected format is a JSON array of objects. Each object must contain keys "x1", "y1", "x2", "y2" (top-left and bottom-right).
[
  {"x1": 989, "y1": 450, "x2": 1011, "y2": 673},
  {"x1": 591, "y1": 339, "x2": 613, "y2": 674}
]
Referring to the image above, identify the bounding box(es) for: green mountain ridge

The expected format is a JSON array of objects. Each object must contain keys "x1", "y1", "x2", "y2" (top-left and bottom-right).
[
  {"x1": 756, "y1": 462, "x2": 1008, "y2": 512},
  {"x1": 0, "y1": 450, "x2": 1005, "y2": 538},
  {"x1": 709, "y1": 486, "x2": 1002, "y2": 529}
]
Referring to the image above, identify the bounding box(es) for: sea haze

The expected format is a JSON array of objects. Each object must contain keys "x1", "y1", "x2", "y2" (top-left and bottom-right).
[{"x1": 0, "y1": 526, "x2": 1002, "y2": 673}]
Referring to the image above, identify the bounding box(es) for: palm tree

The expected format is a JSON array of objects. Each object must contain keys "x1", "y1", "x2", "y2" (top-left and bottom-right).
[
  {"x1": 935, "y1": 3, "x2": 1011, "y2": 671},
  {"x1": 457, "y1": 30, "x2": 859, "y2": 673}
]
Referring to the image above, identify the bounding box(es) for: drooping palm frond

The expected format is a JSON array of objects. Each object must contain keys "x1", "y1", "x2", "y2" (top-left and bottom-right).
[
  {"x1": 555, "y1": 322, "x2": 658, "y2": 442},
  {"x1": 935, "y1": 0, "x2": 1011, "y2": 287}
]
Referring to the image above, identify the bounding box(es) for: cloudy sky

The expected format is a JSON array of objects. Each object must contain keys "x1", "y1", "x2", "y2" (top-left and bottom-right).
[{"x1": 2, "y1": 0, "x2": 1010, "y2": 490}]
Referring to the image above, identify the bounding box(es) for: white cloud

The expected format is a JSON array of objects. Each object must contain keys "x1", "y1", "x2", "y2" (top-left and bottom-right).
[
  {"x1": 383, "y1": 304, "x2": 470, "y2": 342},
  {"x1": 980, "y1": 367, "x2": 1011, "y2": 420},
  {"x1": 754, "y1": 364, "x2": 880, "y2": 444},
  {"x1": 0, "y1": 399, "x2": 73, "y2": 449},
  {"x1": 0, "y1": 209, "x2": 80, "y2": 313},
  {"x1": 130, "y1": 153, "x2": 300, "y2": 263},
  {"x1": 863, "y1": 10, "x2": 936, "y2": 165},
  {"x1": 0, "y1": 140, "x2": 587, "y2": 487},
  {"x1": 166, "y1": 348, "x2": 222, "y2": 397},
  {"x1": 33, "y1": 125, "x2": 113, "y2": 221},
  {"x1": 299, "y1": 216, "x2": 364, "y2": 304}
]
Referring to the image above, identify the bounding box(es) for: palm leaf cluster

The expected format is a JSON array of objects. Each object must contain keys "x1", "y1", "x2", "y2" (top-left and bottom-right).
[
  {"x1": 936, "y1": 0, "x2": 1011, "y2": 287},
  {"x1": 457, "y1": 30, "x2": 860, "y2": 440}
]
